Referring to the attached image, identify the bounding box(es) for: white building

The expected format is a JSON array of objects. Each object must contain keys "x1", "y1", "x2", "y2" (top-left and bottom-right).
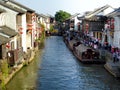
[
  {"x1": 6, "y1": 0, "x2": 36, "y2": 52},
  {"x1": 106, "y1": 8, "x2": 120, "y2": 48},
  {"x1": 0, "y1": 1, "x2": 18, "y2": 59},
  {"x1": 39, "y1": 14, "x2": 50, "y2": 32},
  {"x1": 69, "y1": 13, "x2": 81, "y2": 31},
  {"x1": 84, "y1": 5, "x2": 114, "y2": 44}
]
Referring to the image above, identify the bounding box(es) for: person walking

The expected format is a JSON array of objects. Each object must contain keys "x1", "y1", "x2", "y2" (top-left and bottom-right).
[
  {"x1": 117, "y1": 53, "x2": 120, "y2": 62},
  {"x1": 113, "y1": 51, "x2": 116, "y2": 63},
  {"x1": 112, "y1": 50, "x2": 118, "y2": 63}
]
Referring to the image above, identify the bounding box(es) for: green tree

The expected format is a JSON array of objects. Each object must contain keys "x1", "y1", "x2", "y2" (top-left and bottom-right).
[
  {"x1": 55, "y1": 10, "x2": 71, "y2": 23},
  {"x1": 39, "y1": 23, "x2": 45, "y2": 42},
  {"x1": 50, "y1": 24, "x2": 54, "y2": 32}
]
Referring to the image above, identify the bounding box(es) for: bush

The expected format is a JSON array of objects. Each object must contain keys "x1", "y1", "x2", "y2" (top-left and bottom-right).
[
  {"x1": 0, "y1": 60, "x2": 9, "y2": 77},
  {"x1": 0, "y1": 59, "x2": 9, "y2": 89},
  {"x1": 50, "y1": 24, "x2": 54, "y2": 32}
]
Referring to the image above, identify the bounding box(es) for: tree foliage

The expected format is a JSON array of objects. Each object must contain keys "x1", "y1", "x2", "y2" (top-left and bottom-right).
[
  {"x1": 50, "y1": 24, "x2": 54, "y2": 32},
  {"x1": 36, "y1": 23, "x2": 45, "y2": 42},
  {"x1": 55, "y1": 10, "x2": 71, "y2": 23}
]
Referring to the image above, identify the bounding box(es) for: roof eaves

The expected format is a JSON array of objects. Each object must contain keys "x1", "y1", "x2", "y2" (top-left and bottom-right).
[
  {"x1": 86, "y1": 5, "x2": 112, "y2": 17},
  {"x1": 69, "y1": 13, "x2": 80, "y2": 19},
  {"x1": 0, "y1": 1, "x2": 26, "y2": 14},
  {"x1": 106, "y1": 7, "x2": 120, "y2": 17},
  {"x1": 0, "y1": 34, "x2": 10, "y2": 45},
  {"x1": 39, "y1": 14, "x2": 49, "y2": 19},
  {"x1": 0, "y1": 26, "x2": 18, "y2": 37},
  {"x1": 9, "y1": 0, "x2": 35, "y2": 12}
]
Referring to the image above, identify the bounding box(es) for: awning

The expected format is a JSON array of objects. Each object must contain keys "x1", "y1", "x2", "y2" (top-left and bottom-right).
[
  {"x1": 0, "y1": 26, "x2": 18, "y2": 37},
  {"x1": 0, "y1": 35, "x2": 10, "y2": 45}
]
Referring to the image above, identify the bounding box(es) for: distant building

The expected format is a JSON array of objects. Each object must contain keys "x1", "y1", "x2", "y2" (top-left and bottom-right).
[
  {"x1": 106, "y1": 7, "x2": 120, "y2": 48},
  {"x1": 82, "y1": 5, "x2": 114, "y2": 45}
]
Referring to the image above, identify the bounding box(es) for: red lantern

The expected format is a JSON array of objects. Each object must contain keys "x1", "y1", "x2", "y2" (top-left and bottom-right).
[
  {"x1": 19, "y1": 27, "x2": 23, "y2": 30},
  {"x1": 111, "y1": 19, "x2": 114, "y2": 23},
  {"x1": 32, "y1": 13, "x2": 35, "y2": 16},
  {"x1": 110, "y1": 24, "x2": 114, "y2": 29},
  {"x1": 107, "y1": 19, "x2": 110, "y2": 24},
  {"x1": 20, "y1": 32, "x2": 23, "y2": 34},
  {"x1": 27, "y1": 24, "x2": 33, "y2": 26},
  {"x1": 6, "y1": 43, "x2": 10, "y2": 48}
]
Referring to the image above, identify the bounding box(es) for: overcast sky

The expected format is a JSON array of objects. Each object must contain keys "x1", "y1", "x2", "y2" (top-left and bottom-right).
[{"x1": 15, "y1": 0, "x2": 120, "y2": 16}]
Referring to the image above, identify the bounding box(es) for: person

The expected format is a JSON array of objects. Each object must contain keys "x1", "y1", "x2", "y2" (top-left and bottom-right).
[
  {"x1": 112, "y1": 51, "x2": 118, "y2": 63},
  {"x1": 117, "y1": 53, "x2": 120, "y2": 62},
  {"x1": 94, "y1": 44, "x2": 96, "y2": 49},
  {"x1": 112, "y1": 51, "x2": 116, "y2": 63}
]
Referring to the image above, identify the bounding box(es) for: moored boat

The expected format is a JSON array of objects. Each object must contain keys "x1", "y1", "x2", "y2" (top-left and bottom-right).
[{"x1": 73, "y1": 43, "x2": 105, "y2": 64}]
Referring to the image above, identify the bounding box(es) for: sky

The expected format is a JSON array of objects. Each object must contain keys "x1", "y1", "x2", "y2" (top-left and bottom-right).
[{"x1": 15, "y1": 0, "x2": 120, "y2": 16}]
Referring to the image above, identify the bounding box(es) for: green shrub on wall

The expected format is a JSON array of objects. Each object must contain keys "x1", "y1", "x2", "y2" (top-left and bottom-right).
[
  {"x1": 50, "y1": 24, "x2": 54, "y2": 32},
  {"x1": 0, "y1": 60, "x2": 9, "y2": 90},
  {"x1": 1, "y1": 60, "x2": 9, "y2": 77},
  {"x1": 38, "y1": 23, "x2": 45, "y2": 41}
]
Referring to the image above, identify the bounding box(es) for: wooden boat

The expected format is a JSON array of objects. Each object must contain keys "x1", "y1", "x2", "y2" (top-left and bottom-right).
[
  {"x1": 63, "y1": 38, "x2": 76, "y2": 51},
  {"x1": 73, "y1": 43, "x2": 105, "y2": 64}
]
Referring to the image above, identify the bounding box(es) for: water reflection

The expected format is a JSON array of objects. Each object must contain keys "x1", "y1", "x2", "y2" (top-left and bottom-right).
[
  {"x1": 6, "y1": 51, "x2": 42, "y2": 90},
  {"x1": 6, "y1": 36, "x2": 120, "y2": 90},
  {"x1": 37, "y1": 36, "x2": 120, "y2": 90}
]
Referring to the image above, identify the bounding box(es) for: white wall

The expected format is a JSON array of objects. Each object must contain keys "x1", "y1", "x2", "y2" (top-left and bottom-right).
[
  {"x1": 22, "y1": 14, "x2": 27, "y2": 52},
  {"x1": 104, "y1": 7, "x2": 114, "y2": 15},
  {"x1": 74, "y1": 17, "x2": 80, "y2": 31},
  {"x1": 46, "y1": 18, "x2": 50, "y2": 30},
  {"x1": 0, "y1": 5, "x2": 18, "y2": 50},
  {"x1": 0, "y1": 13, "x2": 6, "y2": 25},
  {"x1": 0, "y1": 5, "x2": 18, "y2": 29},
  {"x1": 113, "y1": 16, "x2": 120, "y2": 48}
]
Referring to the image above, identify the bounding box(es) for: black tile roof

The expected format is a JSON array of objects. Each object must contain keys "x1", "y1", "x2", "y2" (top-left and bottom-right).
[
  {"x1": 85, "y1": 5, "x2": 114, "y2": 18},
  {"x1": 8, "y1": 0, "x2": 35, "y2": 12},
  {"x1": 107, "y1": 7, "x2": 120, "y2": 17},
  {"x1": 0, "y1": 35, "x2": 10, "y2": 45},
  {"x1": 0, "y1": 1, "x2": 26, "y2": 14},
  {"x1": 0, "y1": 26, "x2": 18, "y2": 37}
]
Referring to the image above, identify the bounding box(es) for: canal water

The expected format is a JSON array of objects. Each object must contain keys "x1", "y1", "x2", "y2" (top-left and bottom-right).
[{"x1": 6, "y1": 36, "x2": 120, "y2": 90}]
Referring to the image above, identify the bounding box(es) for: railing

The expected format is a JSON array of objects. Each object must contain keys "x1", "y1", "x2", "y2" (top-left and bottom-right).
[{"x1": 7, "y1": 47, "x2": 23, "y2": 66}]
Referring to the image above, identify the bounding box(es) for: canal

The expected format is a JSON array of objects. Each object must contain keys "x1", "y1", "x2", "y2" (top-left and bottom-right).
[{"x1": 6, "y1": 36, "x2": 120, "y2": 90}]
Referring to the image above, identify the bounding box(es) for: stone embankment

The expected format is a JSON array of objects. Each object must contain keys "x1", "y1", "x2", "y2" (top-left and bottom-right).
[
  {"x1": 0, "y1": 41, "x2": 44, "y2": 89},
  {"x1": 4, "y1": 50, "x2": 35, "y2": 85}
]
